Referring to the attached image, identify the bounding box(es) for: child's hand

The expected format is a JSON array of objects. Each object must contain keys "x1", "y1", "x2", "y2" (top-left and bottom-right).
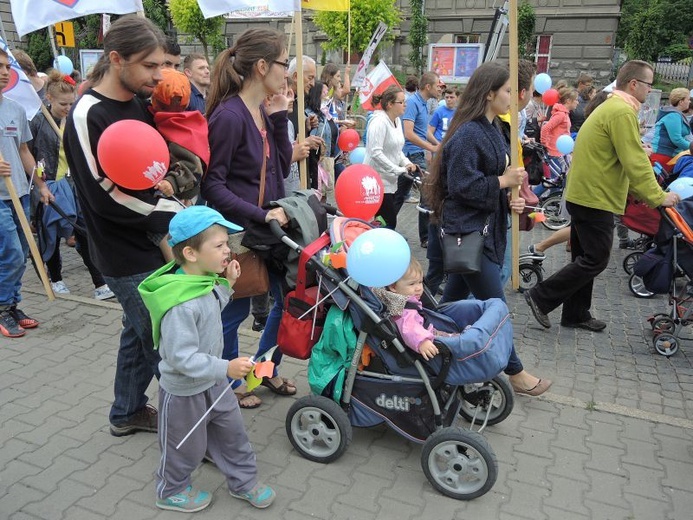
[
  {"x1": 156, "y1": 179, "x2": 174, "y2": 197},
  {"x1": 225, "y1": 259, "x2": 241, "y2": 285},
  {"x1": 419, "y1": 340, "x2": 439, "y2": 360},
  {"x1": 227, "y1": 357, "x2": 254, "y2": 379}
]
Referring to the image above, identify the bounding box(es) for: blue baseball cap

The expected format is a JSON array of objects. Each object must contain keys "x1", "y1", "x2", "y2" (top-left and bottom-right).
[{"x1": 168, "y1": 206, "x2": 243, "y2": 247}]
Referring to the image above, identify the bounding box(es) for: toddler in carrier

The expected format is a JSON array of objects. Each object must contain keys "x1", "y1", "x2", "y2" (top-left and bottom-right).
[
  {"x1": 373, "y1": 258, "x2": 512, "y2": 384},
  {"x1": 148, "y1": 67, "x2": 210, "y2": 260}
]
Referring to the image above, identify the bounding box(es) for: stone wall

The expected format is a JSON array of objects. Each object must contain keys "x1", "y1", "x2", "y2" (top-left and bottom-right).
[{"x1": 0, "y1": 0, "x2": 23, "y2": 48}]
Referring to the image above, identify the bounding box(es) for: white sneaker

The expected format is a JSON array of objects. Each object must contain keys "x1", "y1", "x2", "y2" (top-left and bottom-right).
[
  {"x1": 94, "y1": 285, "x2": 115, "y2": 300},
  {"x1": 51, "y1": 281, "x2": 70, "y2": 294}
]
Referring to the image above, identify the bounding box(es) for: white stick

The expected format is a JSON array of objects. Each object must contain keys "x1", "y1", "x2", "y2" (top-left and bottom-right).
[{"x1": 175, "y1": 356, "x2": 255, "y2": 450}]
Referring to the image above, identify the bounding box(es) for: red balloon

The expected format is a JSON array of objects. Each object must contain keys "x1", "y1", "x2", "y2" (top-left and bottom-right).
[
  {"x1": 335, "y1": 164, "x2": 384, "y2": 220},
  {"x1": 337, "y1": 128, "x2": 360, "y2": 152},
  {"x1": 542, "y1": 88, "x2": 560, "y2": 106},
  {"x1": 97, "y1": 120, "x2": 170, "y2": 190}
]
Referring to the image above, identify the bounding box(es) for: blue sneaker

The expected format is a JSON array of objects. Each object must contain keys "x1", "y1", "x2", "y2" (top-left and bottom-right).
[
  {"x1": 156, "y1": 486, "x2": 212, "y2": 512},
  {"x1": 229, "y1": 483, "x2": 276, "y2": 509}
]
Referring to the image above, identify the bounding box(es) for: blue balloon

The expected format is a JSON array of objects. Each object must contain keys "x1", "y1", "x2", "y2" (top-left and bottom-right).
[
  {"x1": 668, "y1": 178, "x2": 693, "y2": 201},
  {"x1": 438, "y1": 99, "x2": 445, "y2": 107},
  {"x1": 556, "y1": 134, "x2": 575, "y2": 155},
  {"x1": 534, "y1": 73, "x2": 552, "y2": 94},
  {"x1": 346, "y1": 228, "x2": 411, "y2": 287},
  {"x1": 54, "y1": 55, "x2": 74, "y2": 75},
  {"x1": 350, "y1": 146, "x2": 366, "y2": 164}
]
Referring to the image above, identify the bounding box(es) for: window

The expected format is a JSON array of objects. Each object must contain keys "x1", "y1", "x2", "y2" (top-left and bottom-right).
[
  {"x1": 535, "y1": 34, "x2": 553, "y2": 73},
  {"x1": 455, "y1": 34, "x2": 480, "y2": 44}
]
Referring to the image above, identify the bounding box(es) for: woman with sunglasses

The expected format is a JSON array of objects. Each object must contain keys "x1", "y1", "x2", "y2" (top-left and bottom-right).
[{"x1": 201, "y1": 28, "x2": 295, "y2": 409}]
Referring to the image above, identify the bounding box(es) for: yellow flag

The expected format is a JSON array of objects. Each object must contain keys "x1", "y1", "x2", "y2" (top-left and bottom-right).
[
  {"x1": 301, "y1": 0, "x2": 350, "y2": 11},
  {"x1": 246, "y1": 369, "x2": 263, "y2": 391}
]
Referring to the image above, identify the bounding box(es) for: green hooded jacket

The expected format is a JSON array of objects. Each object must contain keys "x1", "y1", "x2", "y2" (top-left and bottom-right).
[{"x1": 138, "y1": 261, "x2": 230, "y2": 348}]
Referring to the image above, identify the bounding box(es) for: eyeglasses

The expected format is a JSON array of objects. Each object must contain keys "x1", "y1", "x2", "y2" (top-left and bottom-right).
[
  {"x1": 272, "y1": 59, "x2": 290, "y2": 70},
  {"x1": 634, "y1": 78, "x2": 653, "y2": 88}
]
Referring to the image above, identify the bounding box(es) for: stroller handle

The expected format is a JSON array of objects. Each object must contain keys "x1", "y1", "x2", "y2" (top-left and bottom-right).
[{"x1": 268, "y1": 218, "x2": 286, "y2": 240}]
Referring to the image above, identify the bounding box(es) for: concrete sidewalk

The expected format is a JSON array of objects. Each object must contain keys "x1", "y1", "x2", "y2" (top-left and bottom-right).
[{"x1": 2, "y1": 203, "x2": 693, "y2": 520}]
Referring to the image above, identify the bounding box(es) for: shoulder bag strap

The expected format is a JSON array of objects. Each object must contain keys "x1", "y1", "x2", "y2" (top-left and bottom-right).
[{"x1": 258, "y1": 134, "x2": 268, "y2": 206}]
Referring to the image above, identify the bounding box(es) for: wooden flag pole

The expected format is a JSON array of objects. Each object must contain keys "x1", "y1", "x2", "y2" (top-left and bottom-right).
[
  {"x1": 1, "y1": 172, "x2": 54, "y2": 301},
  {"x1": 296, "y1": 10, "x2": 307, "y2": 189},
  {"x1": 509, "y1": 0, "x2": 520, "y2": 290}
]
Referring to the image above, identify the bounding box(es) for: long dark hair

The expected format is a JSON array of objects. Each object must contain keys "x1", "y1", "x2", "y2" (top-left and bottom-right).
[
  {"x1": 306, "y1": 80, "x2": 324, "y2": 114},
  {"x1": 424, "y1": 62, "x2": 510, "y2": 218},
  {"x1": 206, "y1": 28, "x2": 286, "y2": 117},
  {"x1": 89, "y1": 16, "x2": 166, "y2": 85}
]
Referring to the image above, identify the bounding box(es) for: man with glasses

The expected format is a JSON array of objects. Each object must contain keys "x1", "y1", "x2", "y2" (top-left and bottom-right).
[{"x1": 525, "y1": 60, "x2": 680, "y2": 333}]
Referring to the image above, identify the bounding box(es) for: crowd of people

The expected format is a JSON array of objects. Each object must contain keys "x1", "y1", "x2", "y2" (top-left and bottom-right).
[{"x1": 2, "y1": 12, "x2": 692, "y2": 515}]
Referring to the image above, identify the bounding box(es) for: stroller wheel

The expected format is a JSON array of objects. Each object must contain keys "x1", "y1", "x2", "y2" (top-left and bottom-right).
[
  {"x1": 653, "y1": 333, "x2": 679, "y2": 357},
  {"x1": 518, "y1": 263, "x2": 543, "y2": 293},
  {"x1": 421, "y1": 427, "x2": 497, "y2": 500},
  {"x1": 540, "y1": 194, "x2": 570, "y2": 230},
  {"x1": 458, "y1": 376, "x2": 514, "y2": 426},
  {"x1": 286, "y1": 395, "x2": 352, "y2": 464},
  {"x1": 651, "y1": 316, "x2": 676, "y2": 334},
  {"x1": 622, "y1": 252, "x2": 643, "y2": 275},
  {"x1": 628, "y1": 273, "x2": 656, "y2": 298}
]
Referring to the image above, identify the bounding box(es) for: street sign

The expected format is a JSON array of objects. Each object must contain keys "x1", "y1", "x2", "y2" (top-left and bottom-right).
[{"x1": 54, "y1": 22, "x2": 75, "y2": 48}]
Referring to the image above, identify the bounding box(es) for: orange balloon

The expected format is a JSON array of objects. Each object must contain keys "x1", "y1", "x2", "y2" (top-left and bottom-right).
[{"x1": 97, "y1": 120, "x2": 170, "y2": 190}]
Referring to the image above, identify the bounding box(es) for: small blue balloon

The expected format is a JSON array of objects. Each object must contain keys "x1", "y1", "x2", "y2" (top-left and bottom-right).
[
  {"x1": 350, "y1": 146, "x2": 366, "y2": 164},
  {"x1": 346, "y1": 228, "x2": 411, "y2": 287},
  {"x1": 556, "y1": 134, "x2": 575, "y2": 155},
  {"x1": 54, "y1": 55, "x2": 74, "y2": 75},
  {"x1": 534, "y1": 73, "x2": 552, "y2": 94},
  {"x1": 668, "y1": 178, "x2": 693, "y2": 201}
]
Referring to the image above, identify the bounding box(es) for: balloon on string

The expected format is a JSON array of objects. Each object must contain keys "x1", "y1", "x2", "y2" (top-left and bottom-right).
[
  {"x1": 346, "y1": 228, "x2": 411, "y2": 287},
  {"x1": 97, "y1": 120, "x2": 170, "y2": 190},
  {"x1": 556, "y1": 134, "x2": 575, "y2": 155},
  {"x1": 337, "y1": 128, "x2": 360, "y2": 152},
  {"x1": 334, "y1": 164, "x2": 384, "y2": 220},
  {"x1": 667, "y1": 178, "x2": 693, "y2": 201},
  {"x1": 54, "y1": 55, "x2": 74, "y2": 75},
  {"x1": 349, "y1": 146, "x2": 366, "y2": 164},
  {"x1": 542, "y1": 88, "x2": 560, "y2": 106},
  {"x1": 534, "y1": 73, "x2": 552, "y2": 94}
]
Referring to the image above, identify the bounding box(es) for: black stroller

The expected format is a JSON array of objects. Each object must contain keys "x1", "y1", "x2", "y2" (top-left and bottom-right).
[{"x1": 270, "y1": 218, "x2": 515, "y2": 500}]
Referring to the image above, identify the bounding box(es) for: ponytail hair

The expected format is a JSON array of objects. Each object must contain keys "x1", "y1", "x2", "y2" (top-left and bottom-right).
[
  {"x1": 89, "y1": 16, "x2": 165, "y2": 86},
  {"x1": 371, "y1": 85, "x2": 403, "y2": 111},
  {"x1": 206, "y1": 28, "x2": 286, "y2": 118}
]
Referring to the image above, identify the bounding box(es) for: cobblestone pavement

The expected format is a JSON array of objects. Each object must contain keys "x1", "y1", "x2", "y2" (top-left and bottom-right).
[{"x1": 2, "y1": 203, "x2": 693, "y2": 520}]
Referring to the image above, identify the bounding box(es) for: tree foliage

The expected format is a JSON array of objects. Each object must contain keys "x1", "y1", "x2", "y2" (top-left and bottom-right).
[
  {"x1": 408, "y1": 0, "x2": 427, "y2": 74},
  {"x1": 144, "y1": 0, "x2": 172, "y2": 34},
  {"x1": 168, "y1": 0, "x2": 224, "y2": 60},
  {"x1": 518, "y1": 1, "x2": 536, "y2": 60},
  {"x1": 25, "y1": 30, "x2": 53, "y2": 72},
  {"x1": 312, "y1": 0, "x2": 401, "y2": 58},
  {"x1": 618, "y1": 0, "x2": 693, "y2": 61}
]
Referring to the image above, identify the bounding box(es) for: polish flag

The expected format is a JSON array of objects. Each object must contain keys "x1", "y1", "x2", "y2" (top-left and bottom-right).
[{"x1": 359, "y1": 62, "x2": 400, "y2": 111}]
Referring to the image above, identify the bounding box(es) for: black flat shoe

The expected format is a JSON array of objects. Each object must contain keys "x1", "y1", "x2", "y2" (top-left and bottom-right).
[{"x1": 561, "y1": 318, "x2": 606, "y2": 332}]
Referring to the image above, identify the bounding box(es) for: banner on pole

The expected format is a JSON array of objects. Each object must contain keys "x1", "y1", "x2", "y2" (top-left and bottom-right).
[
  {"x1": 301, "y1": 0, "x2": 350, "y2": 11},
  {"x1": 351, "y1": 22, "x2": 388, "y2": 88},
  {"x1": 9, "y1": 0, "x2": 144, "y2": 37},
  {"x1": 197, "y1": 1, "x2": 299, "y2": 19},
  {"x1": 0, "y1": 37, "x2": 42, "y2": 120},
  {"x1": 358, "y1": 62, "x2": 400, "y2": 111}
]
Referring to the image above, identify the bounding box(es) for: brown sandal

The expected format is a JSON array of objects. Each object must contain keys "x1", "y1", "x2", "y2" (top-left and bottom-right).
[
  {"x1": 234, "y1": 391, "x2": 262, "y2": 409},
  {"x1": 260, "y1": 377, "x2": 297, "y2": 396}
]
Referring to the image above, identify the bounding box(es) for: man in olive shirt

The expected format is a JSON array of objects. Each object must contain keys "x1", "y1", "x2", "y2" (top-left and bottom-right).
[{"x1": 525, "y1": 61, "x2": 680, "y2": 332}]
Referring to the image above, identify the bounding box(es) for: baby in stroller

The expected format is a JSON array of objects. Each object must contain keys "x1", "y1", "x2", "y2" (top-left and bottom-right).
[{"x1": 372, "y1": 258, "x2": 512, "y2": 384}]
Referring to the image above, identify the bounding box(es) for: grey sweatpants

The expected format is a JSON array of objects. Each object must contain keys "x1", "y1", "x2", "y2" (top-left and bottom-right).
[{"x1": 156, "y1": 382, "x2": 257, "y2": 499}]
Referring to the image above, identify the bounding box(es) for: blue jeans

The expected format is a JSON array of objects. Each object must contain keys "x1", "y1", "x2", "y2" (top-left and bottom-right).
[
  {"x1": 440, "y1": 254, "x2": 523, "y2": 375},
  {"x1": 103, "y1": 270, "x2": 161, "y2": 426},
  {"x1": 0, "y1": 196, "x2": 30, "y2": 309},
  {"x1": 425, "y1": 222, "x2": 444, "y2": 295},
  {"x1": 221, "y1": 268, "x2": 284, "y2": 386}
]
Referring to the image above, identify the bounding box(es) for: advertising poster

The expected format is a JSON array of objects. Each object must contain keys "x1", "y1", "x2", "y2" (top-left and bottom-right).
[{"x1": 428, "y1": 44, "x2": 484, "y2": 84}]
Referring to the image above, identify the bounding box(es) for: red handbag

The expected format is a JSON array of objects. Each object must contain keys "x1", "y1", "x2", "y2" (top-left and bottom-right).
[{"x1": 276, "y1": 234, "x2": 331, "y2": 359}]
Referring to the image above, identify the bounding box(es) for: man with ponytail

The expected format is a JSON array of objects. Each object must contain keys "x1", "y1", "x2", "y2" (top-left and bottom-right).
[{"x1": 64, "y1": 15, "x2": 176, "y2": 437}]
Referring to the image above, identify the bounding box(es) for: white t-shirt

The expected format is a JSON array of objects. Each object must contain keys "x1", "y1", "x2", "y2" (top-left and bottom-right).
[{"x1": 0, "y1": 96, "x2": 32, "y2": 200}]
